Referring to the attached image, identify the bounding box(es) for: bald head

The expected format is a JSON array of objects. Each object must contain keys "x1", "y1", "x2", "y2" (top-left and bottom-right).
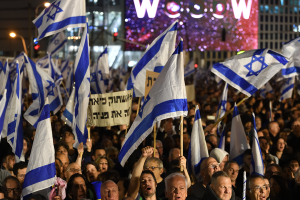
[
  {"x1": 101, "y1": 180, "x2": 119, "y2": 200},
  {"x1": 200, "y1": 157, "x2": 220, "y2": 186},
  {"x1": 268, "y1": 122, "x2": 280, "y2": 136},
  {"x1": 56, "y1": 154, "x2": 69, "y2": 171},
  {"x1": 65, "y1": 162, "x2": 82, "y2": 182}
]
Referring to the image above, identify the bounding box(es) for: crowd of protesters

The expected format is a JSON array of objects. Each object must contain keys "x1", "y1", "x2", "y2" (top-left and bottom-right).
[{"x1": 1, "y1": 77, "x2": 300, "y2": 200}]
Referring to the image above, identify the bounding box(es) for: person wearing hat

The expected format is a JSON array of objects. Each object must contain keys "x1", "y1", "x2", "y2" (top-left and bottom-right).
[{"x1": 210, "y1": 148, "x2": 229, "y2": 171}]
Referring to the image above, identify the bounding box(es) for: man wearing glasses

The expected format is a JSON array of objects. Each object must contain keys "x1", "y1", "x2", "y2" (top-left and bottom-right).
[
  {"x1": 188, "y1": 157, "x2": 220, "y2": 200},
  {"x1": 64, "y1": 162, "x2": 82, "y2": 182},
  {"x1": 246, "y1": 175, "x2": 267, "y2": 200},
  {"x1": 202, "y1": 171, "x2": 233, "y2": 200},
  {"x1": 2, "y1": 176, "x2": 22, "y2": 200}
]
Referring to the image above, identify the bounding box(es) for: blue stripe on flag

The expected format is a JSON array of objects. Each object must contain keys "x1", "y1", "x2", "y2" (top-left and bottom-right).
[
  {"x1": 119, "y1": 99, "x2": 188, "y2": 160},
  {"x1": 154, "y1": 66, "x2": 164, "y2": 73},
  {"x1": 282, "y1": 84, "x2": 294, "y2": 95},
  {"x1": 39, "y1": 16, "x2": 86, "y2": 39},
  {"x1": 213, "y1": 63, "x2": 258, "y2": 95},
  {"x1": 51, "y1": 39, "x2": 67, "y2": 55},
  {"x1": 194, "y1": 110, "x2": 201, "y2": 121},
  {"x1": 284, "y1": 36, "x2": 300, "y2": 45},
  {"x1": 63, "y1": 109, "x2": 73, "y2": 123},
  {"x1": 184, "y1": 70, "x2": 195, "y2": 77},
  {"x1": 50, "y1": 33, "x2": 59, "y2": 43},
  {"x1": 23, "y1": 163, "x2": 56, "y2": 188},
  {"x1": 15, "y1": 117, "x2": 24, "y2": 158},
  {"x1": 49, "y1": 96, "x2": 61, "y2": 112},
  {"x1": 132, "y1": 24, "x2": 177, "y2": 78},
  {"x1": 268, "y1": 50, "x2": 289, "y2": 65},
  {"x1": 281, "y1": 66, "x2": 300, "y2": 76},
  {"x1": 232, "y1": 106, "x2": 239, "y2": 118}
]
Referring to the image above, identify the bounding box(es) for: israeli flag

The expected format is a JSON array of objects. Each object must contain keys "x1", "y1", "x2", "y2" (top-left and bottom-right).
[
  {"x1": 33, "y1": 0, "x2": 86, "y2": 40},
  {"x1": 62, "y1": 89, "x2": 75, "y2": 127},
  {"x1": 278, "y1": 60, "x2": 300, "y2": 78},
  {"x1": 73, "y1": 21, "x2": 90, "y2": 144},
  {"x1": 126, "y1": 20, "x2": 178, "y2": 97},
  {"x1": 23, "y1": 54, "x2": 55, "y2": 128},
  {"x1": 60, "y1": 58, "x2": 70, "y2": 81},
  {"x1": 64, "y1": 66, "x2": 73, "y2": 104},
  {"x1": 91, "y1": 47, "x2": 109, "y2": 94},
  {"x1": 22, "y1": 98, "x2": 56, "y2": 199},
  {"x1": 250, "y1": 113, "x2": 264, "y2": 176},
  {"x1": 0, "y1": 61, "x2": 12, "y2": 140},
  {"x1": 0, "y1": 90, "x2": 7, "y2": 142},
  {"x1": 215, "y1": 75, "x2": 223, "y2": 87},
  {"x1": 230, "y1": 104, "x2": 249, "y2": 166},
  {"x1": 36, "y1": 56, "x2": 49, "y2": 70},
  {"x1": 119, "y1": 39, "x2": 188, "y2": 166},
  {"x1": 0, "y1": 60, "x2": 9, "y2": 100},
  {"x1": 216, "y1": 83, "x2": 228, "y2": 121},
  {"x1": 48, "y1": 54, "x2": 63, "y2": 114},
  {"x1": 282, "y1": 36, "x2": 300, "y2": 59},
  {"x1": 184, "y1": 60, "x2": 195, "y2": 77},
  {"x1": 187, "y1": 105, "x2": 209, "y2": 175},
  {"x1": 47, "y1": 32, "x2": 67, "y2": 55},
  {"x1": 211, "y1": 49, "x2": 290, "y2": 96},
  {"x1": 3, "y1": 62, "x2": 24, "y2": 162},
  {"x1": 218, "y1": 126, "x2": 226, "y2": 150},
  {"x1": 260, "y1": 82, "x2": 273, "y2": 98},
  {"x1": 280, "y1": 77, "x2": 295, "y2": 101}
]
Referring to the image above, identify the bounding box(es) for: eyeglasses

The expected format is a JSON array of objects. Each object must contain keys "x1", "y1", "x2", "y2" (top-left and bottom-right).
[
  {"x1": 66, "y1": 168, "x2": 82, "y2": 173},
  {"x1": 144, "y1": 166, "x2": 161, "y2": 170},
  {"x1": 248, "y1": 185, "x2": 267, "y2": 192},
  {"x1": 203, "y1": 163, "x2": 220, "y2": 170},
  {"x1": 6, "y1": 188, "x2": 20, "y2": 193}
]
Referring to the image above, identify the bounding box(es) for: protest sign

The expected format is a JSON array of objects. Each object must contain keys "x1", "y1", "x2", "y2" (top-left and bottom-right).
[
  {"x1": 87, "y1": 90, "x2": 133, "y2": 127},
  {"x1": 145, "y1": 70, "x2": 160, "y2": 99}
]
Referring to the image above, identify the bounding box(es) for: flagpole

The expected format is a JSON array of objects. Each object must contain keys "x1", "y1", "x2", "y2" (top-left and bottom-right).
[
  {"x1": 180, "y1": 115, "x2": 183, "y2": 171},
  {"x1": 125, "y1": 90, "x2": 133, "y2": 135},
  {"x1": 153, "y1": 124, "x2": 156, "y2": 157},
  {"x1": 213, "y1": 97, "x2": 248, "y2": 127},
  {"x1": 61, "y1": 82, "x2": 70, "y2": 99}
]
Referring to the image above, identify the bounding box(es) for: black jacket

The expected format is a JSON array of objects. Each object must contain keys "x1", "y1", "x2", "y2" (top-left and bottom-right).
[{"x1": 202, "y1": 185, "x2": 236, "y2": 200}]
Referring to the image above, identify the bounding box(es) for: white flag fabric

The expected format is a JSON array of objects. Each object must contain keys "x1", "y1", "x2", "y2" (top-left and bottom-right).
[
  {"x1": 278, "y1": 60, "x2": 300, "y2": 78},
  {"x1": 280, "y1": 77, "x2": 295, "y2": 101},
  {"x1": 260, "y1": 82, "x2": 273, "y2": 98},
  {"x1": 47, "y1": 32, "x2": 67, "y2": 55},
  {"x1": 211, "y1": 49, "x2": 290, "y2": 96},
  {"x1": 218, "y1": 126, "x2": 226, "y2": 150},
  {"x1": 0, "y1": 61, "x2": 8, "y2": 99},
  {"x1": 33, "y1": 0, "x2": 86, "y2": 40},
  {"x1": 119, "y1": 39, "x2": 188, "y2": 166},
  {"x1": 0, "y1": 89, "x2": 7, "y2": 142},
  {"x1": 184, "y1": 60, "x2": 195, "y2": 77},
  {"x1": 22, "y1": 98, "x2": 56, "y2": 199},
  {"x1": 73, "y1": 21, "x2": 90, "y2": 144},
  {"x1": 0, "y1": 61, "x2": 12, "y2": 141},
  {"x1": 47, "y1": 54, "x2": 63, "y2": 114},
  {"x1": 230, "y1": 103, "x2": 249, "y2": 166},
  {"x1": 282, "y1": 36, "x2": 300, "y2": 59},
  {"x1": 64, "y1": 66, "x2": 73, "y2": 104},
  {"x1": 60, "y1": 58, "x2": 71, "y2": 81},
  {"x1": 91, "y1": 47, "x2": 109, "y2": 94},
  {"x1": 62, "y1": 88, "x2": 75, "y2": 127},
  {"x1": 187, "y1": 105, "x2": 209, "y2": 175},
  {"x1": 23, "y1": 55, "x2": 55, "y2": 128},
  {"x1": 126, "y1": 20, "x2": 178, "y2": 97},
  {"x1": 3, "y1": 62, "x2": 24, "y2": 162},
  {"x1": 250, "y1": 113, "x2": 264, "y2": 176}
]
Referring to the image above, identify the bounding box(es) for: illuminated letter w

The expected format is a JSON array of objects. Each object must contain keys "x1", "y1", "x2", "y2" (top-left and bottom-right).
[
  {"x1": 133, "y1": 0, "x2": 160, "y2": 18},
  {"x1": 231, "y1": 0, "x2": 252, "y2": 19}
]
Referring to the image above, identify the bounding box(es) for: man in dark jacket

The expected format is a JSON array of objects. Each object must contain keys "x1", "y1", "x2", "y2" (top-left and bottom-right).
[{"x1": 202, "y1": 171, "x2": 234, "y2": 200}]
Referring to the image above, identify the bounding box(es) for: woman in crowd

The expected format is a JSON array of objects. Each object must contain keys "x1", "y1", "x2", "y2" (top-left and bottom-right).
[
  {"x1": 270, "y1": 137, "x2": 291, "y2": 167},
  {"x1": 66, "y1": 174, "x2": 95, "y2": 200}
]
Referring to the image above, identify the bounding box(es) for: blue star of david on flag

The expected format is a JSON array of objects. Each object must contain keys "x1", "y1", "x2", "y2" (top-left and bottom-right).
[
  {"x1": 90, "y1": 72, "x2": 97, "y2": 83},
  {"x1": 54, "y1": 39, "x2": 60, "y2": 45},
  {"x1": 244, "y1": 54, "x2": 268, "y2": 77},
  {"x1": 46, "y1": 80, "x2": 55, "y2": 96},
  {"x1": 139, "y1": 95, "x2": 151, "y2": 118},
  {"x1": 46, "y1": 1, "x2": 63, "y2": 22}
]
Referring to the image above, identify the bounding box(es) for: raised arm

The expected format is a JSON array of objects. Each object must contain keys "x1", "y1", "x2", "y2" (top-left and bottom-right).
[
  {"x1": 127, "y1": 146, "x2": 153, "y2": 199},
  {"x1": 179, "y1": 156, "x2": 192, "y2": 188}
]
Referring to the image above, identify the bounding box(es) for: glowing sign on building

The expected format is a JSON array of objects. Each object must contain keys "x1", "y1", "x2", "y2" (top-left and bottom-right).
[{"x1": 125, "y1": 0, "x2": 258, "y2": 51}]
